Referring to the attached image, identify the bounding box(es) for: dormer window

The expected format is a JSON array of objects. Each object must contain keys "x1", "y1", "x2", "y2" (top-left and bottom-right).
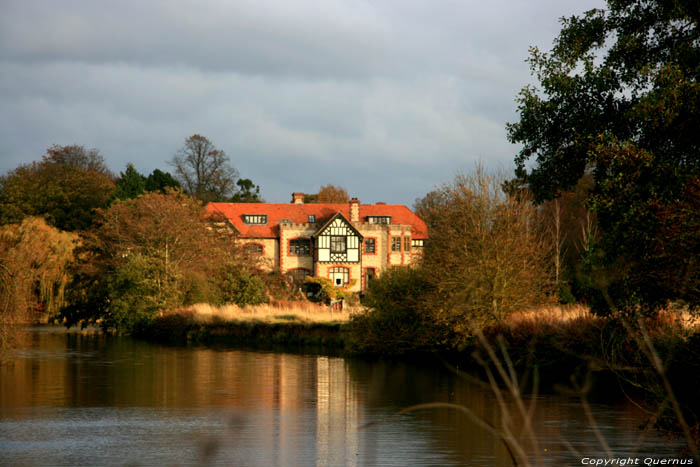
[
  {"x1": 367, "y1": 216, "x2": 391, "y2": 224},
  {"x1": 308, "y1": 215, "x2": 316, "y2": 223},
  {"x1": 243, "y1": 214, "x2": 267, "y2": 225}
]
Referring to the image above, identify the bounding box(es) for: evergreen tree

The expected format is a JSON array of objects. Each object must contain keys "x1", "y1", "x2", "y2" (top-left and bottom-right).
[
  {"x1": 113, "y1": 164, "x2": 146, "y2": 201},
  {"x1": 145, "y1": 169, "x2": 180, "y2": 193},
  {"x1": 230, "y1": 178, "x2": 263, "y2": 202}
]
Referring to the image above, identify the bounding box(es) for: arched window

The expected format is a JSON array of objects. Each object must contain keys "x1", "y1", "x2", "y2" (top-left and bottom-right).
[
  {"x1": 328, "y1": 267, "x2": 349, "y2": 287},
  {"x1": 286, "y1": 268, "x2": 311, "y2": 287}
]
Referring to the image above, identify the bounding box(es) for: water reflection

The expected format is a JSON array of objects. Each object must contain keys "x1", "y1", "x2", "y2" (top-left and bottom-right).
[{"x1": 0, "y1": 329, "x2": 688, "y2": 466}]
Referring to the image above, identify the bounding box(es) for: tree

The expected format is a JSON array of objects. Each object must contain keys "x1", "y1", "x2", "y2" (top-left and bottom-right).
[
  {"x1": 45, "y1": 144, "x2": 113, "y2": 177},
  {"x1": 112, "y1": 163, "x2": 146, "y2": 201},
  {"x1": 169, "y1": 134, "x2": 238, "y2": 203},
  {"x1": 145, "y1": 169, "x2": 180, "y2": 193},
  {"x1": 507, "y1": 1, "x2": 700, "y2": 314},
  {"x1": 1, "y1": 218, "x2": 77, "y2": 355},
  {"x1": 316, "y1": 184, "x2": 349, "y2": 203},
  {"x1": 61, "y1": 190, "x2": 243, "y2": 332},
  {"x1": 0, "y1": 147, "x2": 115, "y2": 231},
  {"x1": 419, "y1": 168, "x2": 553, "y2": 340},
  {"x1": 230, "y1": 178, "x2": 263, "y2": 202}
]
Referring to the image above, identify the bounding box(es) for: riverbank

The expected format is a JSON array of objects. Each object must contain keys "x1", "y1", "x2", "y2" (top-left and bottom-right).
[
  {"x1": 136, "y1": 301, "x2": 353, "y2": 348},
  {"x1": 137, "y1": 302, "x2": 700, "y2": 437}
]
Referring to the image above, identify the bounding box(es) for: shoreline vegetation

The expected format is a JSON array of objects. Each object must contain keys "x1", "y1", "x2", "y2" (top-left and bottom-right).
[
  {"x1": 138, "y1": 300, "x2": 700, "y2": 459},
  {"x1": 3, "y1": 2, "x2": 700, "y2": 456},
  {"x1": 138, "y1": 301, "x2": 355, "y2": 347}
]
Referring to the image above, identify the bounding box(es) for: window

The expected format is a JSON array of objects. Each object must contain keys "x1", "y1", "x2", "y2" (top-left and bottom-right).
[
  {"x1": 329, "y1": 267, "x2": 349, "y2": 286},
  {"x1": 286, "y1": 268, "x2": 311, "y2": 287},
  {"x1": 243, "y1": 214, "x2": 267, "y2": 225},
  {"x1": 289, "y1": 238, "x2": 311, "y2": 256},
  {"x1": 391, "y1": 236, "x2": 401, "y2": 251},
  {"x1": 367, "y1": 216, "x2": 391, "y2": 224},
  {"x1": 308, "y1": 215, "x2": 316, "y2": 223},
  {"x1": 412, "y1": 239, "x2": 424, "y2": 247},
  {"x1": 243, "y1": 243, "x2": 263, "y2": 255},
  {"x1": 364, "y1": 268, "x2": 376, "y2": 285},
  {"x1": 330, "y1": 236, "x2": 346, "y2": 253},
  {"x1": 404, "y1": 237, "x2": 411, "y2": 251},
  {"x1": 364, "y1": 238, "x2": 375, "y2": 253}
]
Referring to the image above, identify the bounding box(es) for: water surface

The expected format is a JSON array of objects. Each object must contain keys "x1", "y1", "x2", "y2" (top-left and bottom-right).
[{"x1": 0, "y1": 328, "x2": 688, "y2": 466}]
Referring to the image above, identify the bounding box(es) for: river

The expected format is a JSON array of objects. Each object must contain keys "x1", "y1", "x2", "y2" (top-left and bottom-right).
[{"x1": 0, "y1": 328, "x2": 689, "y2": 466}]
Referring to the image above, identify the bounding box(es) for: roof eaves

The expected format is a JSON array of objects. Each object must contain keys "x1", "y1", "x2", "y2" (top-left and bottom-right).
[{"x1": 312, "y1": 212, "x2": 363, "y2": 239}]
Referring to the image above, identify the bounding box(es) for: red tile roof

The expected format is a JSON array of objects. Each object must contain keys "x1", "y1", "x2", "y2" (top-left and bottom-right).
[{"x1": 206, "y1": 202, "x2": 428, "y2": 239}]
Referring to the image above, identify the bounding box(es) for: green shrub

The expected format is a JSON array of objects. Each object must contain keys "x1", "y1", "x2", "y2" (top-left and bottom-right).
[
  {"x1": 104, "y1": 254, "x2": 181, "y2": 332},
  {"x1": 305, "y1": 276, "x2": 356, "y2": 303},
  {"x1": 222, "y1": 268, "x2": 268, "y2": 306},
  {"x1": 346, "y1": 267, "x2": 439, "y2": 355},
  {"x1": 183, "y1": 271, "x2": 222, "y2": 306}
]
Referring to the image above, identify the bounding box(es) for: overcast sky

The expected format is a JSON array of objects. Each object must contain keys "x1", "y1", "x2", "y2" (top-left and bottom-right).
[{"x1": 1, "y1": 0, "x2": 605, "y2": 205}]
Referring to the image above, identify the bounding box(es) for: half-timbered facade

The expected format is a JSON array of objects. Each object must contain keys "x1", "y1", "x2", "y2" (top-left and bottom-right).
[{"x1": 206, "y1": 193, "x2": 428, "y2": 292}]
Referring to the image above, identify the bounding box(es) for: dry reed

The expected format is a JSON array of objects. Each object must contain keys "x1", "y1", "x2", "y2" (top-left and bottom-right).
[{"x1": 165, "y1": 300, "x2": 359, "y2": 324}]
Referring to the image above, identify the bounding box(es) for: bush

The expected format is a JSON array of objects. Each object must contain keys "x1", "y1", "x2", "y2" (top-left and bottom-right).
[
  {"x1": 346, "y1": 267, "x2": 439, "y2": 355},
  {"x1": 183, "y1": 271, "x2": 222, "y2": 306},
  {"x1": 102, "y1": 254, "x2": 181, "y2": 332},
  {"x1": 222, "y1": 268, "x2": 268, "y2": 306},
  {"x1": 304, "y1": 276, "x2": 356, "y2": 303}
]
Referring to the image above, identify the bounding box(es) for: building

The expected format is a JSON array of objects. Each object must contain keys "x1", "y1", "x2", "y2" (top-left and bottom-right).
[{"x1": 206, "y1": 193, "x2": 428, "y2": 292}]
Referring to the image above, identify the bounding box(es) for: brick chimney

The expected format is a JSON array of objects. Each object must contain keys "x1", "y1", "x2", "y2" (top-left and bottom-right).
[
  {"x1": 292, "y1": 192, "x2": 305, "y2": 204},
  {"x1": 349, "y1": 197, "x2": 360, "y2": 223}
]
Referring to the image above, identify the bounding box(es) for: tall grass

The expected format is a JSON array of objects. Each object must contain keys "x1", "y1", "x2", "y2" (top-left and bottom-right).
[{"x1": 164, "y1": 300, "x2": 359, "y2": 325}]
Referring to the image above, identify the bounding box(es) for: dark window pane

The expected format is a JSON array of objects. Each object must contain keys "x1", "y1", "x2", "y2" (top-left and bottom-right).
[
  {"x1": 330, "y1": 236, "x2": 346, "y2": 253},
  {"x1": 286, "y1": 269, "x2": 310, "y2": 287},
  {"x1": 290, "y1": 238, "x2": 310, "y2": 255},
  {"x1": 244, "y1": 243, "x2": 263, "y2": 255}
]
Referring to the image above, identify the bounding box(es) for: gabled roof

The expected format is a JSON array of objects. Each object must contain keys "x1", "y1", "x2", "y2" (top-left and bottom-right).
[
  {"x1": 206, "y1": 202, "x2": 428, "y2": 239},
  {"x1": 312, "y1": 212, "x2": 363, "y2": 239}
]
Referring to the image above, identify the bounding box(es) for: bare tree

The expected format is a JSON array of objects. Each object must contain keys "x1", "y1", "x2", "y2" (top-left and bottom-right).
[
  {"x1": 316, "y1": 184, "x2": 349, "y2": 203},
  {"x1": 169, "y1": 134, "x2": 238, "y2": 203},
  {"x1": 419, "y1": 167, "x2": 554, "y2": 333}
]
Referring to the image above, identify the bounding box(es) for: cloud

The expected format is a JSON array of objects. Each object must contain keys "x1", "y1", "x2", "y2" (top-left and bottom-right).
[{"x1": 0, "y1": 0, "x2": 606, "y2": 204}]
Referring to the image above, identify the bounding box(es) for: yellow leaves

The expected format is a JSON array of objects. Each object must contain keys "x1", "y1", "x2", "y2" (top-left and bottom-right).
[{"x1": 0, "y1": 217, "x2": 77, "y2": 322}]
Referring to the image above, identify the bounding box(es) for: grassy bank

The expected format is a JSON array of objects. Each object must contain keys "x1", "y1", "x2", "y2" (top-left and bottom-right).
[{"x1": 137, "y1": 301, "x2": 356, "y2": 348}]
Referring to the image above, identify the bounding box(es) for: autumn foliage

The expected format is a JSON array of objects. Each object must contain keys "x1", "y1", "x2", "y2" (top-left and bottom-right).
[
  {"x1": 316, "y1": 185, "x2": 350, "y2": 203},
  {"x1": 0, "y1": 146, "x2": 114, "y2": 231},
  {"x1": 60, "y1": 190, "x2": 260, "y2": 332},
  {"x1": 0, "y1": 218, "x2": 77, "y2": 355},
  {"x1": 352, "y1": 168, "x2": 554, "y2": 351}
]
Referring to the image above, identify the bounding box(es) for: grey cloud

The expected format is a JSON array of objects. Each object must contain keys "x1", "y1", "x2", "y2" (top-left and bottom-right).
[
  {"x1": 0, "y1": 0, "x2": 607, "y2": 205},
  {"x1": 1, "y1": 0, "x2": 401, "y2": 78}
]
